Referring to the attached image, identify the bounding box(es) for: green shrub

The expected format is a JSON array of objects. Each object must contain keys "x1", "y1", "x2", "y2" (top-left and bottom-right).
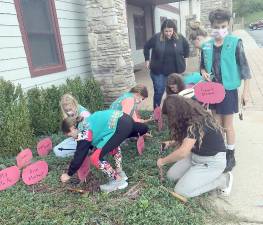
[
  {"x1": 27, "y1": 85, "x2": 61, "y2": 136},
  {"x1": 0, "y1": 79, "x2": 34, "y2": 157},
  {"x1": 61, "y1": 77, "x2": 104, "y2": 112}
]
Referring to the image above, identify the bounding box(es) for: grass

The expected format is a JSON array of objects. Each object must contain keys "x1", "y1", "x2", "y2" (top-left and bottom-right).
[{"x1": 0, "y1": 112, "x2": 237, "y2": 225}]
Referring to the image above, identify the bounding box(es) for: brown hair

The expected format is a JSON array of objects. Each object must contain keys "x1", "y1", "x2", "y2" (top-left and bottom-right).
[
  {"x1": 61, "y1": 116, "x2": 83, "y2": 134},
  {"x1": 209, "y1": 9, "x2": 231, "y2": 25},
  {"x1": 130, "y1": 84, "x2": 148, "y2": 98},
  {"x1": 166, "y1": 73, "x2": 186, "y2": 95},
  {"x1": 189, "y1": 21, "x2": 207, "y2": 41},
  {"x1": 163, "y1": 95, "x2": 222, "y2": 147},
  {"x1": 60, "y1": 93, "x2": 78, "y2": 119},
  {"x1": 160, "y1": 19, "x2": 178, "y2": 41}
]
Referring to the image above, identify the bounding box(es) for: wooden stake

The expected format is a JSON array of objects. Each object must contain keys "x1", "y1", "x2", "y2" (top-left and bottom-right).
[{"x1": 160, "y1": 186, "x2": 187, "y2": 203}]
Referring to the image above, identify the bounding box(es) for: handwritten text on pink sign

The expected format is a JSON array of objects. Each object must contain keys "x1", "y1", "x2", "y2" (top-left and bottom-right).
[
  {"x1": 37, "y1": 137, "x2": 52, "y2": 157},
  {"x1": 0, "y1": 166, "x2": 20, "y2": 191},
  {"x1": 194, "y1": 82, "x2": 225, "y2": 104},
  {"x1": 22, "y1": 161, "x2": 48, "y2": 185},
  {"x1": 16, "y1": 148, "x2": 33, "y2": 169}
]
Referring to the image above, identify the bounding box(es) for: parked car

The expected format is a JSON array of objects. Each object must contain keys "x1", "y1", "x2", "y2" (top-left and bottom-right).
[{"x1": 249, "y1": 19, "x2": 263, "y2": 30}]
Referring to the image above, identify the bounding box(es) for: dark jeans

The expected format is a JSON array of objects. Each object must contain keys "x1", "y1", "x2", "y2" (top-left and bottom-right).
[
  {"x1": 100, "y1": 113, "x2": 149, "y2": 160},
  {"x1": 150, "y1": 72, "x2": 168, "y2": 109}
]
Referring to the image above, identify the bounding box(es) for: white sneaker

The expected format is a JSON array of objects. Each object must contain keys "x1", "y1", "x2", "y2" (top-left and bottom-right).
[
  {"x1": 219, "y1": 172, "x2": 233, "y2": 197},
  {"x1": 100, "y1": 179, "x2": 128, "y2": 193},
  {"x1": 119, "y1": 171, "x2": 128, "y2": 181}
]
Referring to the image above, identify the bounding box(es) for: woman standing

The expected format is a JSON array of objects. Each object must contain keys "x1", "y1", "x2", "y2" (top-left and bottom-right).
[
  {"x1": 144, "y1": 19, "x2": 189, "y2": 109},
  {"x1": 157, "y1": 95, "x2": 233, "y2": 198}
]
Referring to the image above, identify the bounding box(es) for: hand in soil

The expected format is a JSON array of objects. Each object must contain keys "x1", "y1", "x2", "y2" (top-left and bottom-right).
[{"x1": 61, "y1": 173, "x2": 71, "y2": 183}]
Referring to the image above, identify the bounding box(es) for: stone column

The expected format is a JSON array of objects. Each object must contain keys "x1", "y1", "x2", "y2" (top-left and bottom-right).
[
  {"x1": 200, "y1": 0, "x2": 233, "y2": 32},
  {"x1": 85, "y1": 0, "x2": 135, "y2": 105}
]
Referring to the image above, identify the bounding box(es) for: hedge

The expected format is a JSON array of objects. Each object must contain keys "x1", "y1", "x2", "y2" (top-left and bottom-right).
[{"x1": 0, "y1": 77, "x2": 104, "y2": 157}]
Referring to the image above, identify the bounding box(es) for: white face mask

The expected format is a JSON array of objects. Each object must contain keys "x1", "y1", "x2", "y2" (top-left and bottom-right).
[{"x1": 211, "y1": 27, "x2": 228, "y2": 39}]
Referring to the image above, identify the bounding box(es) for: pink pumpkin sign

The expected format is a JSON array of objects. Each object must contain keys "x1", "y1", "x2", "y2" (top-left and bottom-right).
[
  {"x1": 16, "y1": 148, "x2": 33, "y2": 169},
  {"x1": 22, "y1": 160, "x2": 48, "y2": 185},
  {"x1": 37, "y1": 137, "x2": 52, "y2": 157},
  {"x1": 77, "y1": 156, "x2": 90, "y2": 181},
  {"x1": 158, "y1": 115, "x2": 163, "y2": 131},
  {"x1": 153, "y1": 106, "x2": 161, "y2": 121},
  {"x1": 0, "y1": 166, "x2": 20, "y2": 191},
  {"x1": 137, "y1": 136, "x2": 145, "y2": 155},
  {"x1": 194, "y1": 82, "x2": 225, "y2": 104}
]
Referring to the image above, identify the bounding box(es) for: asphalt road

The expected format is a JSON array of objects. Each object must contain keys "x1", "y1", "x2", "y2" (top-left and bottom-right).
[{"x1": 247, "y1": 28, "x2": 263, "y2": 47}]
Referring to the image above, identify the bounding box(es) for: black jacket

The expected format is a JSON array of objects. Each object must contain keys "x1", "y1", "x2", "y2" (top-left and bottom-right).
[{"x1": 144, "y1": 33, "x2": 189, "y2": 75}]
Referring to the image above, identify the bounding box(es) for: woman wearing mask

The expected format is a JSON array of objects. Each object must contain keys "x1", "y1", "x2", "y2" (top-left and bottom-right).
[{"x1": 144, "y1": 19, "x2": 190, "y2": 109}]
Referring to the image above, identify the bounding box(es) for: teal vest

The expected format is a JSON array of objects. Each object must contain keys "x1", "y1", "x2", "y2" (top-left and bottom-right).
[
  {"x1": 110, "y1": 92, "x2": 137, "y2": 116},
  {"x1": 202, "y1": 35, "x2": 241, "y2": 90},
  {"x1": 87, "y1": 110, "x2": 123, "y2": 149}
]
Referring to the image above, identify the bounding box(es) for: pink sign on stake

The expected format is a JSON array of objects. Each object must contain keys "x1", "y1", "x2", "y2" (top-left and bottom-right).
[
  {"x1": 153, "y1": 106, "x2": 161, "y2": 121},
  {"x1": 194, "y1": 82, "x2": 225, "y2": 104},
  {"x1": 16, "y1": 148, "x2": 33, "y2": 169},
  {"x1": 158, "y1": 115, "x2": 163, "y2": 131},
  {"x1": 137, "y1": 136, "x2": 145, "y2": 155},
  {"x1": 77, "y1": 156, "x2": 90, "y2": 181},
  {"x1": 37, "y1": 137, "x2": 52, "y2": 157},
  {"x1": 0, "y1": 166, "x2": 20, "y2": 191},
  {"x1": 22, "y1": 160, "x2": 48, "y2": 185}
]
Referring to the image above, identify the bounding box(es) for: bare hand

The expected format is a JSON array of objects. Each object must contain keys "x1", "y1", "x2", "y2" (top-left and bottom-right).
[
  {"x1": 60, "y1": 173, "x2": 71, "y2": 183},
  {"x1": 157, "y1": 158, "x2": 164, "y2": 168},
  {"x1": 241, "y1": 91, "x2": 249, "y2": 106},
  {"x1": 201, "y1": 70, "x2": 211, "y2": 81},
  {"x1": 145, "y1": 61, "x2": 150, "y2": 69},
  {"x1": 143, "y1": 116, "x2": 154, "y2": 123}
]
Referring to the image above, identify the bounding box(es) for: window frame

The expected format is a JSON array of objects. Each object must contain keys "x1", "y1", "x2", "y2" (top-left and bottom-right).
[{"x1": 14, "y1": 0, "x2": 66, "y2": 77}]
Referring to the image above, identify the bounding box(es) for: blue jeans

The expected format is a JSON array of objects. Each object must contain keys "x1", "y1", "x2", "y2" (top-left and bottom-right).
[{"x1": 150, "y1": 72, "x2": 168, "y2": 109}]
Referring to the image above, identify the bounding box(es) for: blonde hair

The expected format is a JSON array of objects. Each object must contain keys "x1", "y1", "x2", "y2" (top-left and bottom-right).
[
  {"x1": 60, "y1": 93, "x2": 78, "y2": 119},
  {"x1": 130, "y1": 84, "x2": 148, "y2": 98}
]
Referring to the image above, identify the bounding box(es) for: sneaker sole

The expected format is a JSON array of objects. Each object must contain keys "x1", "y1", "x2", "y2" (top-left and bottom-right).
[
  {"x1": 100, "y1": 181, "x2": 128, "y2": 193},
  {"x1": 220, "y1": 172, "x2": 233, "y2": 197}
]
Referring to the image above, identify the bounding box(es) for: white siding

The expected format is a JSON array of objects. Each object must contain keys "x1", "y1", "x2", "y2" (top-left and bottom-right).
[{"x1": 0, "y1": 0, "x2": 91, "y2": 89}]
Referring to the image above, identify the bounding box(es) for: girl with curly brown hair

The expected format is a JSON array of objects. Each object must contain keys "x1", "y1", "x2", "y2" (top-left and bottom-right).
[{"x1": 157, "y1": 95, "x2": 233, "y2": 198}]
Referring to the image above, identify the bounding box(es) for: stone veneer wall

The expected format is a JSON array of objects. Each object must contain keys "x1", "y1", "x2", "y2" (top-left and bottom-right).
[
  {"x1": 200, "y1": 0, "x2": 233, "y2": 32},
  {"x1": 85, "y1": 0, "x2": 135, "y2": 105}
]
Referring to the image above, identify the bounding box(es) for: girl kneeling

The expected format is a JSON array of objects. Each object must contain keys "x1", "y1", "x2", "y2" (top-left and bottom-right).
[{"x1": 157, "y1": 95, "x2": 233, "y2": 198}]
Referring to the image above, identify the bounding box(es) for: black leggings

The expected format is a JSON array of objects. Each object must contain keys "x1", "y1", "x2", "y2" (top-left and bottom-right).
[{"x1": 99, "y1": 113, "x2": 148, "y2": 160}]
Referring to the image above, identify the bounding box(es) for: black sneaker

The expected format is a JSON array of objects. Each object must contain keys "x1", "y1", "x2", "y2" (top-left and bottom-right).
[{"x1": 224, "y1": 150, "x2": 236, "y2": 173}]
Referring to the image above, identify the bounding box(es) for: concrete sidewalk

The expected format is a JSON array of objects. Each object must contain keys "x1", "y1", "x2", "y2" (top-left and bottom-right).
[
  {"x1": 135, "y1": 30, "x2": 263, "y2": 224},
  {"x1": 213, "y1": 30, "x2": 263, "y2": 224}
]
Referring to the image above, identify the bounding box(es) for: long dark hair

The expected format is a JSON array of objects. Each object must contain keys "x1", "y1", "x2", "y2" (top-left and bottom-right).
[
  {"x1": 166, "y1": 73, "x2": 186, "y2": 95},
  {"x1": 164, "y1": 95, "x2": 222, "y2": 147},
  {"x1": 160, "y1": 19, "x2": 178, "y2": 41}
]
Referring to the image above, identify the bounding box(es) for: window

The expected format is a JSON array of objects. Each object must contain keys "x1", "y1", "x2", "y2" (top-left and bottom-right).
[
  {"x1": 15, "y1": 0, "x2": 66, "y2": 77},
  {"x1": 134, "y1": 14, "x2": 146, "y2": 50}
]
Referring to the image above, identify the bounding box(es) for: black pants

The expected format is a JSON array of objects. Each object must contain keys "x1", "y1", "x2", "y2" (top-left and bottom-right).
[{"x1": 99, "y1": 113, "x2": 148, "y2": 160}]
